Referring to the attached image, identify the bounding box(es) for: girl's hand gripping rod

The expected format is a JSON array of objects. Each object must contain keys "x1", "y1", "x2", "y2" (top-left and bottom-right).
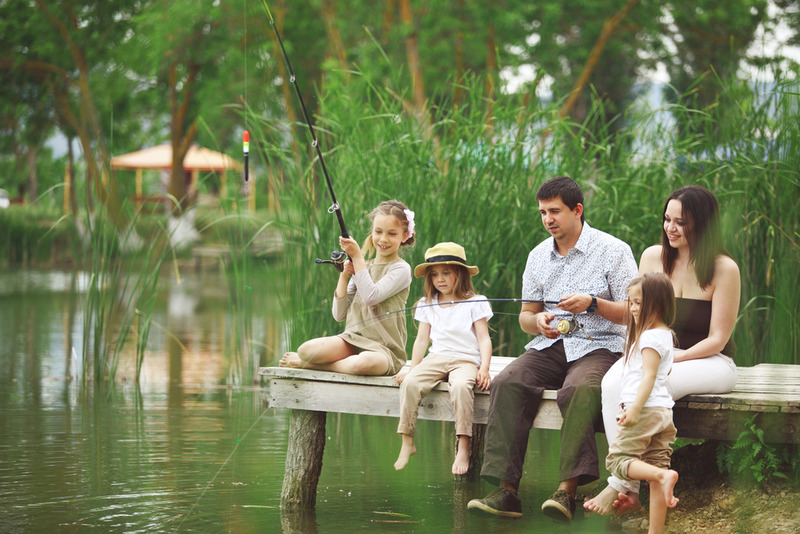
[{"x1": 263, "y1": 1, "x2": 349, "y2": 271}]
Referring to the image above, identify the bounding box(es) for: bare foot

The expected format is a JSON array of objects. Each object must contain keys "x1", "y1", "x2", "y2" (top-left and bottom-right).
[
  {"x1": 279, "y1": 352, "x2": 303, "y2": 368},
  {"x1": 583, "y1": 485, "x2": 619, "y2": 515},
  {"x1": 658, "y1": 470, "x2": 679, "y2": 508},
  {"x1": 452, "y1": 447, "x2": 470, "y2": 475},
  {"x1": 613, "y1": 491, "x2": 642, "y2": 514},
  {"x1": 394, "y1": 442, "x2": 416, "y2": 470}
]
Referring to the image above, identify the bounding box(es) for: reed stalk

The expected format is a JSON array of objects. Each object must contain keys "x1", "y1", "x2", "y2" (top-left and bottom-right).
[{"x1": 260, "y1": 67, "x2": 799, "y2": 365}]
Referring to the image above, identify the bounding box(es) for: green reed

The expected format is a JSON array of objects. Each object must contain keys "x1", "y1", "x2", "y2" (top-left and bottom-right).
[
  {"x1": 257, "y1": 68, "x2": 799, "y2": 365},
  {"x1": 79, "y1": 201, "x2": 173, "y2": 386},
  {"x1": 0, "y1": 204, "x2": 79, "y2": 267},
  {"x1": 197, "y1": 204, "x2": 276, "y2": 384}
]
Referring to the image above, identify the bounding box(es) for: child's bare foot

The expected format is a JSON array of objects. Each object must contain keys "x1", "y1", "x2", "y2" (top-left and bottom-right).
[
  {"x1": 279, "y1": 352, "x2": 303, "y2": 368},
  {"x1": 658, "y1": 470, "x2": 679, "y2": 508},
  {"x1": 452, "y1": 446, "x2": 470, "y2": 475},
  {"x1": 394, "y1": 442, "x2": 416, "y2": 471},
  {"x1": 583, "y1": 485, "x2": 619, "y2": 515},
  {"x1": 613, "y1": 491, "x2": 642, "y2": 514}
]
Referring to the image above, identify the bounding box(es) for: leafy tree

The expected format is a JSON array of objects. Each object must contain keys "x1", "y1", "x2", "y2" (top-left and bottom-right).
[
  {"x1": 0, "y1": 0, "x2": 149, "y2": 230},
  {"x1": 662, "y1": 0, "x2": 769, "y2": 143}
]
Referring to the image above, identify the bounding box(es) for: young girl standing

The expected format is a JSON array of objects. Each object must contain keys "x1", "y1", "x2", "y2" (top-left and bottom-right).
[
  {"x1": 393, "y1": 242, "x2": 492, "y2": 476},
  {"x1": 602, "y1": 272, "x2": 679, "y2": 534},
  {"x1": 279, "y1": 200, "x2": 415, "y2": 376}
]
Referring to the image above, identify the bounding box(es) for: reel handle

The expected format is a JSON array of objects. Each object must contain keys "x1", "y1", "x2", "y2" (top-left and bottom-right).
[{"x1": 315, "y1": 250, "x2": 347, "y2": 272}]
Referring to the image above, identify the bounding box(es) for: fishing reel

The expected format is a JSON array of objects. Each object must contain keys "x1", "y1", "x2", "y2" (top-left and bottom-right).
[
  {"x1": 315, "y1": 250, "x2": 348, "y2": 272},
  {"x1": 556, "y1": 314, "x2": 594, "y2": 340}
]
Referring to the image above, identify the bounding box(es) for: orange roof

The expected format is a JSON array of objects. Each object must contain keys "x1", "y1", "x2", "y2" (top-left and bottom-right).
[{"x1": 111, "y1": 144, "x2": 241, "y2": 171}]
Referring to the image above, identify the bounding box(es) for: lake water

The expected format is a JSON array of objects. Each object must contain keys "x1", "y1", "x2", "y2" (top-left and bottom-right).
[{"x1": 0, "y1": 269, "x2": 614, "y2": 533}]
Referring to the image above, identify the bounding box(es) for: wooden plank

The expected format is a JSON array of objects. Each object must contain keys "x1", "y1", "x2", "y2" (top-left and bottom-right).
[
  {"x1": 267, "y1": 377, "x2": 564, "y2": 429},
  {"x1": 260, "y1": 361, "x2": 800, "y2": 442}
]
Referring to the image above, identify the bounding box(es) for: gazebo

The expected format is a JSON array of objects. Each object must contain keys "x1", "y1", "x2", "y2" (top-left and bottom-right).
[{"x1": 110, "y1": 143, "x2": 250, "y2": 210}]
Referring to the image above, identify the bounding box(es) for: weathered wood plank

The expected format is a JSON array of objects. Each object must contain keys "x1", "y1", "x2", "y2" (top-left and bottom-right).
[
  {"x1": 267, "y1": 377, "x2": 563, "y2": 429},
  {"x1": 260, "y1": 362, "x2": 800, "y2": 443}
]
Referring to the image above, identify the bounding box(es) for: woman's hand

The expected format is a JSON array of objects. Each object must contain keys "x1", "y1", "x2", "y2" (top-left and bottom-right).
[{"x1": 393, "y1": 372, "x2": 407, "y2": 385}]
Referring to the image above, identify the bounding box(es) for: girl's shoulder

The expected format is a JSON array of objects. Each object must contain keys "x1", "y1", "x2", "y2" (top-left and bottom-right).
[
  {"x1": 640, "y1": 327, "x2": 674, "y2": 350},
  {"x1": 387, "y1": 257, "x2": 412, "y2": 271}
]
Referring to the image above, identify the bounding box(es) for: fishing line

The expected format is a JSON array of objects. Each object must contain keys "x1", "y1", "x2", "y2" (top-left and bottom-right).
[
  {"x1": 262, "y1": 0, "x2": 348, "y2": 239},
  {"x1": 177, "y1": 405, "x2": 269, "y2": 528},
  {"x1": 339, "y1": 298, "x2": 568, "y2": 333}
]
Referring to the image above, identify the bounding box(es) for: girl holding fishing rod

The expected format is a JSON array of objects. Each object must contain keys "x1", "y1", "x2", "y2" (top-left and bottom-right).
[
  {"x1": 393, "y1": 242, "x2": 492, "y2": 476},
  {"x1": 280, "y1": 200, "x2": 416, "y2": 376}
]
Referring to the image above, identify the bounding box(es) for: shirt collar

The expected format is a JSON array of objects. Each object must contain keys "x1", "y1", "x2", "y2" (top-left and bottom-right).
[{"x1": 550, "y1": 222, "x2": 593, "y2": 258}]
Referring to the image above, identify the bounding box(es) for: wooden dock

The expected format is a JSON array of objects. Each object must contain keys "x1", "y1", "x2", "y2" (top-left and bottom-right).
[{"x1": 259, "y1": 358, "x2": 800, "y2": 509}]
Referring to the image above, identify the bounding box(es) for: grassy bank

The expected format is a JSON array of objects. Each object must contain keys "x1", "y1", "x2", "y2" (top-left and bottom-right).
[{"x1": 261, "y1": 71, "x2": 799, "y2": 365}]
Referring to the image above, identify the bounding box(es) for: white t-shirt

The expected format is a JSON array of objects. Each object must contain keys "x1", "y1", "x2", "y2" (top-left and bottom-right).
[
  {"x1": 619, "y1": 328, "x2": 675, "y2": 409},
  {"x1": 414, "y1": 295, "x2": 493, "y2": 366}
]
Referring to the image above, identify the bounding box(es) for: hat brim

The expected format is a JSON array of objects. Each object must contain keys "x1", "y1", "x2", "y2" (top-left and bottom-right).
[{"x1": 414, "y1": 261, "x2": 479, "y2": 278}]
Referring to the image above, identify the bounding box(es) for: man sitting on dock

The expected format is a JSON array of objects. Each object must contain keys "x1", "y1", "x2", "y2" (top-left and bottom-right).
[{"x1": 467, "y1": 176, "x2": 637, "y2": 523}]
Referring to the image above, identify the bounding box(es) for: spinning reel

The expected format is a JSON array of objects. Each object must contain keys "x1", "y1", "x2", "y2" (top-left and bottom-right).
[
  {"x1": 315, "y1": 250, "x2": 348, "y2": 272},
  {"x1": 556, "y1": 314, "x2": 594, "y2": 340}
]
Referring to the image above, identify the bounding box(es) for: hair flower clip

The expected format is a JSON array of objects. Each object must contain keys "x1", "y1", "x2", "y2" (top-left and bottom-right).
[{"x1": 403, "y1": 209, "x2": 416, "y2": 238}]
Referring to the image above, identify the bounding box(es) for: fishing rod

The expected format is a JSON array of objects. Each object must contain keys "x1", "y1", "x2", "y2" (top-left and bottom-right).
[
  {"x1": 342, "y1": 298, "x2": 594, "y2": 335},
  {"x1": 263, "y1": 1, "x2": 349, "y2": 272}
]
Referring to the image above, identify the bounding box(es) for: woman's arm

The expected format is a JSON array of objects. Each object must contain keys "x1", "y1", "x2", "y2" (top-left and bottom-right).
[
  {"x1": 637, "y1": 245, "x2": 663, "y2": 276},
  {"x1": 676, "y1": 256, "x2": 741, "y2": 362}
]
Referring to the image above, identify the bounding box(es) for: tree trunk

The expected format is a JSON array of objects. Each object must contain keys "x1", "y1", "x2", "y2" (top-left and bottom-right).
[
  {"x1": 26, "y1": 147, "x2": 38, "y2": 202},
  {"x1": 321, "y1": 0, "x2": 347, "y2": 69},
  {"x1": 281, "y1": 409, "x2": 327, "y2": 509},
  {"x1": 35, "y1": 0, "x2": 127, "y2": 230},
  {"x1": 168, "y1": 61, "x2": 199, "y2": 214},
  {"x1": 453, "y1": 0, "x2": 466, "y2": 108},
  {"x1": 558, "y1": 0, "x2": 640, "y2": 120},
  {"x1": 271, "y1": 1, "x2": 301, "y2": 166},
  {"x1": 484, "y1": 22, "x2": 498, "y2": 135},
  {"x1": 381, "y1": 0, "x2": 396, "y2": 45},
  {"x1": 399, "y1": 0, "x2": 426, "y2": 117}
]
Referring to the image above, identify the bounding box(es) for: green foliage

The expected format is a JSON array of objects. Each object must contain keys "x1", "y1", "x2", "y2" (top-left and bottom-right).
[
  {"x1": 716, "y1": 414, "x2": 792, "y2": 485},
  {"x1": 262, "y1": 62, "x2": 799, "y2": 364},
  {"x1": 0, "y1": 205, "x2": 79, "y2": 267},
  {"x1": 79, "y1": 204, "x2": 173, "y2": 387}
]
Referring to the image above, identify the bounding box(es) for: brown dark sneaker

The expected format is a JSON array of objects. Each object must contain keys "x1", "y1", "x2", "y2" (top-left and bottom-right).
[
  {"x1": 467, "y1": 488, "x2": 523, "y2": 518},
  {"x1": 541, "y1": 489, "x2": 575, "y2": 524}
]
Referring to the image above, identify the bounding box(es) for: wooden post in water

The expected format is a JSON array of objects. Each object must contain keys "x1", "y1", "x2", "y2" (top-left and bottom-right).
[
  {"x1": 468, "y1": 423, "x2": 485, "y2": 479},
  {"x1": 281, "y1": 409, "x2": 326, "y2": 509}
]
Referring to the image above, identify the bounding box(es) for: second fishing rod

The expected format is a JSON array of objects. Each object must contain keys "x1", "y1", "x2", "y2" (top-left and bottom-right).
[{"x1": 263, "y1": 1, "x2": 349, "y2": 271}]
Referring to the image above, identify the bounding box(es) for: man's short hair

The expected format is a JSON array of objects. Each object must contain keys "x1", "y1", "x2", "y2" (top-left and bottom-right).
[{"x1": 536, "y1": 176, "x2": 584, "y2": 222}]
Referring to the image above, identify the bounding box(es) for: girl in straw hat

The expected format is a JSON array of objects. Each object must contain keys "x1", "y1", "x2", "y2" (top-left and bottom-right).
[{"x1": 394, "y1": 242, "x2": 493, "y2": 475}]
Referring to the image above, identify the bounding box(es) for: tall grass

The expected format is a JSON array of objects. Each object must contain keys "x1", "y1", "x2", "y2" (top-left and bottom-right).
[
  {"x1": 198, "y1": 206, "x2": 276, "y2": 384},
  {"x1": 259, "y1": 67, "x2": 799, "y2": 365},
  {"x1": 79, "y1": 203, "x2": 173, "y2": 386},
  {"x1": 0, "y1": 204, "x2": 79, "y2": 267}
]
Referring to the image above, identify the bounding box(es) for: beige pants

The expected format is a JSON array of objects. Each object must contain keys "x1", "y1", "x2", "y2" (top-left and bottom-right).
[
  {"x1": 606, "y1": 406, "x2": 676, "y2": 480},
  {"x1": 397, "y1": 354, "x2": 478, "y2": 437}
]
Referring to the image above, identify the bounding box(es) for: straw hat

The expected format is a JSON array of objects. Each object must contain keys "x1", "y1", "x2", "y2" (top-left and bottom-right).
[{"x1": 414, "y1": 242, "x2": 479, "y2": 278}]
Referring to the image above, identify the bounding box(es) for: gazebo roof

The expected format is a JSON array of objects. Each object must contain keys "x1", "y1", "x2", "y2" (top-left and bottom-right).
[{"x1": 110, "y1": 143, "x2": 241, "y2": 172}]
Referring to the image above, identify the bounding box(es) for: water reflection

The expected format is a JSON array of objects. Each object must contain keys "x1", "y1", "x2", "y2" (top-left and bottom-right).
[{"x1": 0, "y1": 269, "x2": 613, "y2": 533}]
